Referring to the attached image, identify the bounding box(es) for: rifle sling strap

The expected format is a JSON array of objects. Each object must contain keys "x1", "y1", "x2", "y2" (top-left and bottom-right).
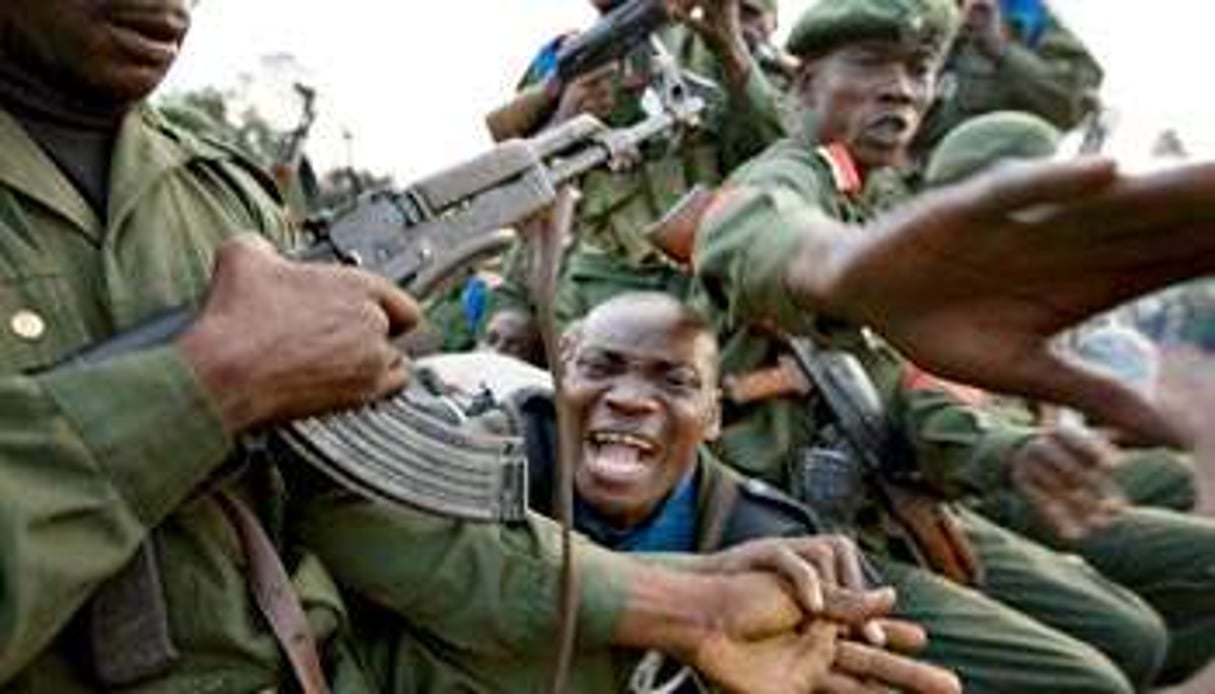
[{"x1": 217, "y1": 489, "x2": 330, "y2": 694}]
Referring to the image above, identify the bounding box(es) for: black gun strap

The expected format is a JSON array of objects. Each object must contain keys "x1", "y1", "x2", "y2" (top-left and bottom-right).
[{"x1": 217, "y1": 489, "x2": 330, "y2": 694}]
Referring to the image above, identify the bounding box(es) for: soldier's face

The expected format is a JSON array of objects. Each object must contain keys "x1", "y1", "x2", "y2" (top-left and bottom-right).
[
  {"x1": 740, "y1": 3, "x2": 778, "y2": 51},
  {"x1": 478, "y1": 309, "x2": 543, "y2": 366},
  {"x1": 0, "y1": 0, "x2": 192, "y2": 108},
  {"x1": 797, "y1": 41, "x2": 938, "y2": 170},
  {"x1": 563, "y1": 301, "x2": 720, "y2": 529}
]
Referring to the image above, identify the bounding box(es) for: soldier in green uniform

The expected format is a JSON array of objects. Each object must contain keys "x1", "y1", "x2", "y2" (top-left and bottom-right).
[
  {"x1": 914, "y1": 0, "x2": 1105, "y2": 153},
  {"x1": 690, "y1": 0, "x2": 1215, "y2": 689},
  {"x1": 923, "y1": 110, "x2": 1199, "y2": 514},
  {"x1": 450, "y1": 292, "x2": 961, "y2": 692},
  {"x1": 0, "y1": 2, "x2": 908, "y2": 692},
  {"x1": 483, "y1": 0, "x2": 788, "y2": 348}
]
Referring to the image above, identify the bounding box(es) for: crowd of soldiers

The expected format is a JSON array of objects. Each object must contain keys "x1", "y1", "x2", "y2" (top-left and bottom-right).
[{"x1": 0, "y1": 0, "x2": 1213, "y2": 692}]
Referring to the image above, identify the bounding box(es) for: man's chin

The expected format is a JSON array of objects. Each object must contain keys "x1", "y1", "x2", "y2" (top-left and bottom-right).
[{"x1": 854, "y1": 142, "x2": 908, "y2": 171}]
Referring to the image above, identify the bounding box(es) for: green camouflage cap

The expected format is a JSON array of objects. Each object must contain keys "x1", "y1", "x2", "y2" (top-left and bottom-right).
[
  {"x1": 785, "y1": 0, "x2": 959, "y2": 59},
  {"x1": 925, "y1": 111, "x2": 1061, "y2": 187}
]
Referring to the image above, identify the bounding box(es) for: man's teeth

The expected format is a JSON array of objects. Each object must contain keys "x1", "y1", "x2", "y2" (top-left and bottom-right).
[{"x1": 590, "y1": 431, "x2": 656, "y2": 452}]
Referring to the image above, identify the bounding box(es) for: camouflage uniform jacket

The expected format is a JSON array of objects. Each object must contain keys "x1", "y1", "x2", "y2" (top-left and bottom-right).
[
  {"x1": 916, "y1": 5, "x2": 1104, "y2": 151},
  {"x1": 692, "y1": 126, "x2": 1037, "y2": 501},
  {"x1": 492, "y1": 25, "x2": 788, "y2": 326},
  {"x1": 0, "y1": 105, "x2": 636, "y2": 692}
]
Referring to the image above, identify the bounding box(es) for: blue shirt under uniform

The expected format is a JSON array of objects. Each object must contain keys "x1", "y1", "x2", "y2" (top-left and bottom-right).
[{"x1": 574, "y1": 469, "x2": 700, "y2": 553}]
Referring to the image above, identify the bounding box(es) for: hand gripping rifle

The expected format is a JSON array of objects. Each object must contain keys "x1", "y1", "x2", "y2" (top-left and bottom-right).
[
  {"x1": 55, "y1": 93, "x2": 705, "y2": 524},
  {"x1": 485, "y1": 0, "x2": 671, "y2": 141}
]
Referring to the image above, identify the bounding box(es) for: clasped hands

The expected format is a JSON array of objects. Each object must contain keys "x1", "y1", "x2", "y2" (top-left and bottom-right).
[{"x1": 683, "y1": 535, "x2": 961, "y2": 694}]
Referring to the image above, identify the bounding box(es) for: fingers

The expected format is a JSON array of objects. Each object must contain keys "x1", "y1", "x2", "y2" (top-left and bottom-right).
[
  {"x1": 361, "y1": 273, "x2": 422, "y2": 337},
  {"x1": 990, "y1": 345, "x2": 1189, "y2": 448},
  {"x1": 766, "y1": 544, "x2": 827, "y2": 614},
  {"x1": 834, "y1": 640, "x2": 963, "y2": 694},
  {"x1": 870, "y1": 619, "x2": 928, "y2": 654},
  {"x1": 960, "y1": 157, "x2": 1117, "y2": 222},
  {"x1": 820, "y1": 586, "x2": 897, "y2": 627}
]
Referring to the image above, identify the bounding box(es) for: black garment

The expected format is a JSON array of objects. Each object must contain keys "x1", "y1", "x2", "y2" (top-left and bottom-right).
[{"x1": 511, "y1": 388, "x2": 823, "y2": 552}]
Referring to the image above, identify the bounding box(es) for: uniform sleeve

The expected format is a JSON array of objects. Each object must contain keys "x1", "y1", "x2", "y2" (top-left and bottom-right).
[
  {"x1": 894, "y1": 380, "x2": 1038, "y2": 497},
  {"x1": 994, "y1": 14, "x2": 1105, "y2": 129},
  {"x1": 0, "y1": 346, "x2": 233, "y2": 682},
  {"x1": 293, "y1": 494, "x2": 636, "y2": 658},
  {"x1": 713, "y1": 59, "x2": 788, "y2": 171},
  {"x1": 694, "y1": 156, "x2": 831, "y2": 334}
]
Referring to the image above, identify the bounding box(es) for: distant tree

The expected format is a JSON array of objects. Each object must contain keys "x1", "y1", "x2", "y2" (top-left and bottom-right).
[{"x1": 1152, "y1": 129, "x2": 1189, "y2": 160}]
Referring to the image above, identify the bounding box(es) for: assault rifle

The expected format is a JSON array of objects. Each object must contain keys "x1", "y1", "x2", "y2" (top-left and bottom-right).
[
  {"x1": 59, "y1": 92, "x2": 705, "y2": 523},
  {"x1": 485, "y1": 0, "x2": 671, "y2": 141}
]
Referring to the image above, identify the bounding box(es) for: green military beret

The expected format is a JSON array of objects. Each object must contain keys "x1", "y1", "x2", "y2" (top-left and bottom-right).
[
  {"x1": 785, "y1": 0, "x2": 959, "y2": 59},
  {"x1": 925, "y1": 111, "x2": 1061, "y2": 187}
]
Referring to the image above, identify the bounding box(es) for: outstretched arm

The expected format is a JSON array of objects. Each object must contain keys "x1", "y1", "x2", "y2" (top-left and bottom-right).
[{"x1": 698, "y1": 156, "x2": 1215, "y2": 445}]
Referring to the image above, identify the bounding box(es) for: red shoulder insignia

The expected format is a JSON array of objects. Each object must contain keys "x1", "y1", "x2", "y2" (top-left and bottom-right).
[{"x1": 815, "y1": 143, "x2": 863, "y2": 195}]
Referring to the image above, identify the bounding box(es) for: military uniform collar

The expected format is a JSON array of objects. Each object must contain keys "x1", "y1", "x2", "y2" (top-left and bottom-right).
[
  {"x1": 0, "y1": 106, "x2": 97, "y2": 234},
  {"x1": 107, "y1": 105, "x2": 210, "y2": 233},
  {"x1": 0, "y1": 104, "x2": 227, "y2": 242}
]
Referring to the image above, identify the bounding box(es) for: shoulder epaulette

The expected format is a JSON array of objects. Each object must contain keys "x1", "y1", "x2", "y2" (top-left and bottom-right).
[
  {"x1": 814, "y1": 143, "x2": 863, "y2": 195},
  {"x1": 737, "y1": 477, "x2": 823, "y2": 531}
]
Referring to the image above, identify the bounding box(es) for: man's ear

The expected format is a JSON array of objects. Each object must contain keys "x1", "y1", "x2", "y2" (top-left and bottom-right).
[{"x1": 794, "y1": 61, "x2": 819, "y2": 109}]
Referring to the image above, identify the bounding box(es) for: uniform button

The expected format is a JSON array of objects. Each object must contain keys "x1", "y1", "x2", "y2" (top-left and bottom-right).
[{"x1": 10, "y1": 310, "x2": 46, "y2": 341}]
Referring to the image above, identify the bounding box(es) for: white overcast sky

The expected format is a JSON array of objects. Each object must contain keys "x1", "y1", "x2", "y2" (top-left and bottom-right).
[{"x1": 160, "y1": 1, "x2": 1215, "y2": 182}]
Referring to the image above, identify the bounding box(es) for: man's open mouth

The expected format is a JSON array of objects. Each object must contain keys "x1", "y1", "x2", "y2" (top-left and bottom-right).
[
  {"x1": 584, "y1": 430, "x2": 660, "y2": 484},
  {"x1": 865, "y1": 113, "x2": 914, "y2": 147}
]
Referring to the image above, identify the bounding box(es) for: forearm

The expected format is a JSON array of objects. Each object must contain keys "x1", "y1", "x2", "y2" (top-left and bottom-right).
[
  {"x1": 717, "y1": 57, "x2": 787, "y2": 168},
  {"x1": 897, "y1": 385, "x2": 1037, "y2": 496},
  {"x1": 696, "y1": 183, "x2": 853, "y2": 334},
  {"x1": 295, "y1": 492, "x2": 637, "y2": 657},
  {"x1": 0, "y1": 346, "x2": 233, "y2": 682},
  {"x1": 996, "y1": 43, "x2": 1101, "y2": 128}
]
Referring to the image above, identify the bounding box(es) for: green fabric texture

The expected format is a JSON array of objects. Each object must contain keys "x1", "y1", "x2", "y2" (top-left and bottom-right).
[
  {"x1": 688, "y1": 119, "x2": 1215, "y2": 687},
  {"x1": 915, "y1": 6, "x2": 1104, "y2": 152},
  {"x1": 973, "y1": 502, "x2": 1215, "y2": 684},
  {"x1": 924, "y1": 110, "x2": 1061, "y2": 187},
  {"x1": 0, "y1": 104, "x2": 639, "y2": 691},
  {"x1": 692, "y1": 136, "x2": 1031, "y2": 495},
  {"x1": 785, "y1": 0, "x2": 959, "y2": 58},
  {"x1": 488, "y1": 23, "x2": 788, "y2": 330}
]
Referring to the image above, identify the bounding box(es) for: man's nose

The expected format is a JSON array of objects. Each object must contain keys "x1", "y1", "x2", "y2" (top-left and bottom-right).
[
  {"x1": 880, "y1": 66, "x2": 918, "y2": 104},
  {"x1": 604, "y1": 379, "x2": 659, "y2": 414}
]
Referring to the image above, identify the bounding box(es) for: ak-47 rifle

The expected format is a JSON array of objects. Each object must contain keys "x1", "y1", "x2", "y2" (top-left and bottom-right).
[
  {"x1": 485, "y1": 0, "x2": 671, "y2": 141},
  {"x1": 55, "y1": 92, "x2": 705, "y2": 524}
]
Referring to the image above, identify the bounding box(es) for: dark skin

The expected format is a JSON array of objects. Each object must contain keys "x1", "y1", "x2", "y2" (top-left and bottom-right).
[
  {"x1": 564, "y1": 293, "x2": 722, "y2": 528},
  {"x1": 478, "y1": 308, "x2": 545, "y2": 366},
  {"x1": 0, "y1": 0, "x2": 418, "y2": 432},
  {"x1": 567, "y1": 294, "x2": 960, "y2": 693},
  {"x1": 796, "y1": 40, "x2": 939, "y2": 172},
  {"x1": 0, "y1": 5, "x2": 952, "y2": 692},
  {"x1": 781, "y1": 37, "x2": 1215, "y2": 536}
]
